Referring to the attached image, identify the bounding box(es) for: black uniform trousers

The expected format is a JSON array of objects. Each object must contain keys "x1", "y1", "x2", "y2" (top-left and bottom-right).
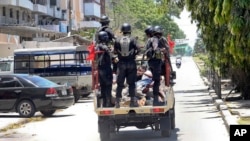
[
  {"x1": 98, "y1": 65, "x2": 113, "y2": 99},
  {"x1": 148, "y1": 59, "x2": 162, "y2": 97},
  {"x1": 116, "y1": 60, "x2": 137, "y2": 98}
]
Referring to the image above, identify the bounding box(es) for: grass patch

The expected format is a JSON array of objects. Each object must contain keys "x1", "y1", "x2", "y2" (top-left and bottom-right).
[
  {"x1": 238, "y1": 117, "x2": 250, "y2": 125},
  {"x1": 193, "y1": 56, "x2": 206, "y2": 76},
  {"x1": 0, "y1": 117, "x2": 44, "y2": 133}
]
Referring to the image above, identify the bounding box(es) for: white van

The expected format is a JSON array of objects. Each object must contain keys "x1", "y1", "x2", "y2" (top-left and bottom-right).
[{"x1": 0, "y1": 56, "x2": 14, "y2": 74}]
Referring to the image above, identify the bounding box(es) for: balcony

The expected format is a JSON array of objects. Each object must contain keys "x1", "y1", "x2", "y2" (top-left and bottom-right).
[
  {"x1": 47, "y1": 7, "x2": 54, "y2": 17},
  {"x1": 33, "y1": 4, "x2": 47, "y2": 14},
  {"x1": 40, "y1": 25, "x2": 60, "y2": 32},
  {"x1": 52, "y1": 6, "x2": 63, "y2": 19},
  {"x1": 17, "y1": 0, "x2": 33, "y2": 11},
  {"x1": 47, "y1": 7, "x2": 65, "y2": 20},
  {"x1": 0, "y1": 0, "x2": 33, "y2": 11},
  {"x1": 0, "y1": 16, "x2": 18, "y2": 25},
  {"x1": 80, "y1": 21, "x2": 101, "y2": 28},
  {"x1": 0, "y1": 0, "x2": 17, "y2": 6},
  {"x1": 84, "y1": 3, "x2": 100, "y2": 18}
]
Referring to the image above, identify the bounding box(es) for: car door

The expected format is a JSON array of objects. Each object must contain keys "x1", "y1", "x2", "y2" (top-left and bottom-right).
[{"x1": 0, "y1": 76, "x2": 23, "y2": 110}]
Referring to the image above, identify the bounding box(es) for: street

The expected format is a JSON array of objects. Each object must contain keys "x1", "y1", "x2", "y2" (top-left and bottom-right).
[{"x1": 0, "y1": 57, "x2": 229, "y2": 141}]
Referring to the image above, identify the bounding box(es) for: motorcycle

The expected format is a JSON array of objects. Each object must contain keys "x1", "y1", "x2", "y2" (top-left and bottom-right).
[
  {"x1": 176, "y1": 62, "x2": 181, "y2": 68},
  {"x1": 176, "y1": 58, "x2": 182, "y2": 69}
]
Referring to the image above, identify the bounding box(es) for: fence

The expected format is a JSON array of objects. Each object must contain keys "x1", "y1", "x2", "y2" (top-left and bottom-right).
[{"x1": 206, "y1": 67, "x2": 222, "y2": 99}]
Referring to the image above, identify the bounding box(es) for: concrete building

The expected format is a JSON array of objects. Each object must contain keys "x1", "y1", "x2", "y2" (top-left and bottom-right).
[{"x1": 0, "y1": 0, "x2": 104, "y2": 57}]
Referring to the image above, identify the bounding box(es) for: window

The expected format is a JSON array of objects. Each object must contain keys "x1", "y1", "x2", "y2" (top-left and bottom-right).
[
  {"x1": 16, "y1": 10, "x2": 19, "y2": 23},
  {"x1": 0, "y1": 77, "x2": 22, "y2": 88},
  {"x1": 10, "y1": 8, "x2": 13, "y2": 18},
  {"x1": 22, "y1": 11, "x2": 25, "y2": 20},
  {"x1": 2, "y1": 7, "x2": 6, "y2": 16}
]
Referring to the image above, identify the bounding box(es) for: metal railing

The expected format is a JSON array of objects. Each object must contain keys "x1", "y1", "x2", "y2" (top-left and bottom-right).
[{"x1": 206, "y1": 67, "x2": 222, "y2": 99}]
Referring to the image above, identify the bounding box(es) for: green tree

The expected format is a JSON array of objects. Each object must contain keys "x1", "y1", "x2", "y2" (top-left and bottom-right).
[
  {"x1": 106, "y1": 0, "x2": 186, "y2": 43},
  {"x1": 175, "y1": 0, "x2": 250, "y2": 99},
  {"x1": 193, "y1": 38, "x2": 206, "y2": 54}
]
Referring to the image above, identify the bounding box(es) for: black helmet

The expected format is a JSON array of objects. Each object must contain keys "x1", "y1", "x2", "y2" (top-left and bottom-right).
[
  {"x1": 121, "y1": 23, "x2": 131, "y2": 33},
  {"x1": 153, "y1": 25, "x2": 164, "y2": 35},
  {"x1": 144, "y1": 25, "x2": 154, "y2": 36},
  {"x1": 100, "y1": 15, "x2": 110, "y2": 25},
  {"x1": 98, "y1": 31, "x2": 109, "y2": 42}
]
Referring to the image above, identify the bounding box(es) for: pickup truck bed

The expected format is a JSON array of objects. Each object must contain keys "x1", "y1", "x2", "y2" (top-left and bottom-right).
[{"x1": 94, "y1": 85, "x2": 175, "y2": 141}]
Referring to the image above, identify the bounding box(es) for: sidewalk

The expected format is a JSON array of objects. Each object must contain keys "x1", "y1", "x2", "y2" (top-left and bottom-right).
[{"x1": 202, "y1": 76, "x2": 250, "y2": 132}]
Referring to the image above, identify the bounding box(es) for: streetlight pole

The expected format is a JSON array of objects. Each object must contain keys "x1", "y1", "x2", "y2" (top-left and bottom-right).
[{"x1": 68, "y1": 0, "x2": 72, "y2": 34}]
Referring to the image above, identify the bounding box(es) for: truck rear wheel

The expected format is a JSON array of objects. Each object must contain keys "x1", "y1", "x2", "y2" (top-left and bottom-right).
[
  {"x1": 160, "y1": 111, "x2": 172, "y2": 137},
  {"x1": 100, "y1": 132, "x2": 110, "y2": 141},
  {"x1": 171, "y1": 108, "x2": 175, "y2": 129},
  {"x1": 98, "y1": 116, "x2": 111, "y2": 141}
]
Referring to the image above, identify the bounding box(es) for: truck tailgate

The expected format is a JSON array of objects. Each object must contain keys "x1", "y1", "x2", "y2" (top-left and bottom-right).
[{"x1": 95, "y1": 105, "x2": 171, "y2": 116}]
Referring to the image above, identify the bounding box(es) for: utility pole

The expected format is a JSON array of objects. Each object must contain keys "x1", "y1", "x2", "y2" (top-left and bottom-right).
[{"x1": 68, "y1": 0, "x2": 72, "y2": 34}]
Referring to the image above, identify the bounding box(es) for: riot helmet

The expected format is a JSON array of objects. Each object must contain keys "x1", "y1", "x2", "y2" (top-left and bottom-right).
[
  {"x1": 100, "y1": 15, "x2": 110, "y2": 25},
  {"x1": 153, "y1": 25, "x2": 164, "y2": 35},
  {"x1": 120, "y1": 23, "x2": 131, "y2": 33},
  {"x1": 98, "y1": 31, "x2": 109, "y2": 43},
  {"x1": 144, "y1": 25, "x2": 154, "y2": 36}
]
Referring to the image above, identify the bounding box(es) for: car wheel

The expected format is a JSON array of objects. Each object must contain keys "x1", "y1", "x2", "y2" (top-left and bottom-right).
[
  {"x1": 17, "y1": 100, "x2": 36, "y2": 117},
  {"x1": 40, "y1": 110, "x2": 56, "y2": 117},
  {"x1": 73, "y1": 88, "x2": 80, "y2": 103},
  {"x1": 82, "y1": 93, "x2": 91, "y2": 98}
]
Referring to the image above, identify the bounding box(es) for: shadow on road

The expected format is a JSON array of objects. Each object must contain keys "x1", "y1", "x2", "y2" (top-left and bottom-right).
[
  {"x1": 109, "y1": 128, "x2": 179, "y2": 141},
  {"x1": 0, "y1": 115, "x2": 21, "y2": 118},
  {"x1": 44, "y1": 114, "x2": 75, "y2": 118},
  {"x1": 174, "y1": 89, "x2": 208, "y2": 93}
]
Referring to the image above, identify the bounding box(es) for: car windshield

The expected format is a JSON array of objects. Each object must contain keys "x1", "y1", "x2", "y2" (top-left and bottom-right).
[{"x1": 21, "y1": 75, "x2": 58, "y2": 87}]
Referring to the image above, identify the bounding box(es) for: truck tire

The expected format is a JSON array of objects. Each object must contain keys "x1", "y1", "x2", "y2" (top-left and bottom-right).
[
  {"x1": 98, "y1": 117, "x2": 111, "y2": 141},
  {"x1": 73, "y1": 88, "x2": 80, "y2": 103},
  {"x1": 171, "y1": 108, "x2": 175, "y2": 129},
  {"x1": 160, "y1": 112, "x2": 171, "y2": 137},
  {"x1": 100, "y1": 132, "x2": 110, "y2": 141}
]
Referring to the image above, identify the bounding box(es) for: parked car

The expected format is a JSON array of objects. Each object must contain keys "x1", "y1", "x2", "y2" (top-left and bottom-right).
[{"x1": 0, "y1": 74, "x2": 75, "y2": 117}]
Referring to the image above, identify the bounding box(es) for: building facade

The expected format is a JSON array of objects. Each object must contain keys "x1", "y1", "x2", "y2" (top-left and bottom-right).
[{"x1": 0, "y1": 0, "x2": 104, "y2": 57}]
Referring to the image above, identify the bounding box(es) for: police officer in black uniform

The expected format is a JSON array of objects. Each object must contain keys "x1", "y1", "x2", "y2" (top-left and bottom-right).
[
  {"x1": 145, "y1": 25, "x2": 154, "y2": 39},
  {"x1": 95, "y1": 15, "x2": 115, "y2": 44},
  {"x1": 114, "y1": 23, "x2": 141, "y2": 108},
  {"x1": 146, "y1": 25, "x2": 168, "y2": 106},
  {"x1": 95, "y1": 31, "x2": 113, "y2": 107}
]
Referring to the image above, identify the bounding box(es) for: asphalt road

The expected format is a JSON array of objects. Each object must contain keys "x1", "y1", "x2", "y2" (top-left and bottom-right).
[{"x1": 0, "y1": 57, "x2": 229, "y2": 141}]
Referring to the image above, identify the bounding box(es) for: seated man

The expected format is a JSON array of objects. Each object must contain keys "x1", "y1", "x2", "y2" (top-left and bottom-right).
[
  {"x1": 111, "y1": 65, "x2": 166, "y2": 107},
  {"x1": 136, "y1": 65, "x2": 153, "y2": 89}
]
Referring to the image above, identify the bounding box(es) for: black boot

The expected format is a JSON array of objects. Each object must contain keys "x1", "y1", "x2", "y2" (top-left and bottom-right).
[
  {"x1": 153, "y1": 96, "x2": 165, "y2": 106},
  {"x1": 130, "y1": 97, "x2": 139, "y2": 107},
  {"x1": 115, "y1": 98, "x2": 121, "y2": 108},
  {"x1": 104, "y1": 98, "x2": 112, "y2": 107}
]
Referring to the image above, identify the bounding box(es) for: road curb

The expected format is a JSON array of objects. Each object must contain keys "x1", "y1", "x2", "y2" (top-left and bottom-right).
[{"x1": 208, "y1": 90, "x2": 239, "y2": 133}]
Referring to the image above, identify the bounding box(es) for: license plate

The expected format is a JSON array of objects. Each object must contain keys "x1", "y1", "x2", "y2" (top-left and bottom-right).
[{"x1": 62, "y1": 90, "x2": 67, "y2": 95}]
